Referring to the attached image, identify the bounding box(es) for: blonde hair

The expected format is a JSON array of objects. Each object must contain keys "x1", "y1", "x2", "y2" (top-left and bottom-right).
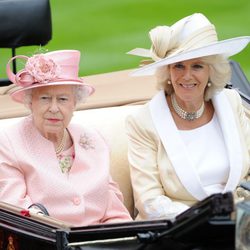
[{"x1": 155, "y1": 55, "x2": 231, "y2": 101}]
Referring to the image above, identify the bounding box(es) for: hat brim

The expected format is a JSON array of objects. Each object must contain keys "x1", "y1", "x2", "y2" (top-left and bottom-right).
[
  {"x1": 10, "y1": 80, "x2": 95, "y2": 103},
  {"x1": 131, "y1": 36, "x2": 250, "y2": 76}
]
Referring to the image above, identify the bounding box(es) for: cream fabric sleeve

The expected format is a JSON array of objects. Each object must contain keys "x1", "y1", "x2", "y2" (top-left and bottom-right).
[
  {"x1": 229, "y1": 89, "x2": 250, "y2": 177},
  {"x1": 235, "y1": 92, "x2": 250, "y2": 167},
  {"x1": 225, "y1": 89, "x2": 250, "y2": 200},
  {"x1": 125, "y1": 106, "x2": 189, "y2": 220}
]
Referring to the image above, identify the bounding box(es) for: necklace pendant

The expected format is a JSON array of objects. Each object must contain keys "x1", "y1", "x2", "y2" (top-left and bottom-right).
[
  {"x1": 171, "y1": 94, "x2": 205, "y2": 121},
  {"x1": 185, "y1": 112, "x2": 196, "y2": 121}
]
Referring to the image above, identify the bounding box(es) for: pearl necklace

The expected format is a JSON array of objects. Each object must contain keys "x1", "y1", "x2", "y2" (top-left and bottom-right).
[
  {"x1": 171, "y1": 94, "x2": 205, "y2": 121},
  {"x1": 55, "y1": 130, "x2": 67, "y2": 155}
]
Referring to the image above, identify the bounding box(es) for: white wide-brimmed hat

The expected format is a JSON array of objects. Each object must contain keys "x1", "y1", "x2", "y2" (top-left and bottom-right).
[{"x1": 128, "y1": 13, "x2": 250, "y2": 76}]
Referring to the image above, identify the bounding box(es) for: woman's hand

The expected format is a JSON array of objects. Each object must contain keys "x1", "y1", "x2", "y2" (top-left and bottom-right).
[
  {"x1": 28, "y1": 206, "x2": 45, "y2": 215},
  {"x1": 28, "y1": 203, "x2": 49, "y2": 216}
]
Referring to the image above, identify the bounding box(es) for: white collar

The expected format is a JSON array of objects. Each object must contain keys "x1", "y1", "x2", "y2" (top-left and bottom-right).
[{"x1": 149, "y1": 90, "x2": 242, "y2": 200}]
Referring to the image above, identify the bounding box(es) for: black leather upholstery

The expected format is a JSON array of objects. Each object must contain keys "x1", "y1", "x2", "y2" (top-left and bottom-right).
[
  {"x1": 0, "y1": 0, "x2": 52, "y2": 48},
  {"x1": 0, "y1": 0, "x2": 52, "y2": 86}
]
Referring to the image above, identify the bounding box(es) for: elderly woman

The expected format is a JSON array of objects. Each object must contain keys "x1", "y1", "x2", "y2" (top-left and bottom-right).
[
  {"x1": 0, "y1": 50, "x2": 132, "y2": 226},
  {"x1": 126, "y1": 13, "x2": 250, "y2": 220}
]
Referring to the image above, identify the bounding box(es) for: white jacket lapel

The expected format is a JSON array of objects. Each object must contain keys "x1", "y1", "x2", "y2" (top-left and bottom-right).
[
  {"x1": 212, "y1": 91, "x2": 243, "y2": 192},
  {"x1": 149, "y1": 91, "x2": 207, "y2": 200}
]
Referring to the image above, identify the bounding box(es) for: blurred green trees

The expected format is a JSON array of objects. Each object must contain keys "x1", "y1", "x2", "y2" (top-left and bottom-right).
[{"x1": 1, "y1": 0, "x2": 250, "y2": 80}]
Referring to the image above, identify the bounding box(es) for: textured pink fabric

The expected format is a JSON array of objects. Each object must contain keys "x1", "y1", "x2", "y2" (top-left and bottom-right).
[
  {"x1": 0, "y1": 116, "x2": 132, "y2": 226},
  {"x1": 6, "y1": 50, "x2": 95, "y2": 103}
]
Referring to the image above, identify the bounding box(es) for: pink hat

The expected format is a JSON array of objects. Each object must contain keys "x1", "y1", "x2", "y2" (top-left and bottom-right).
[{"x1": 7, "y1": 50, "x2": 95, "y2": 103}]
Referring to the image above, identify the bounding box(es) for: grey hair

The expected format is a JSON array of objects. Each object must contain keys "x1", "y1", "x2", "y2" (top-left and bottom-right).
[
  {"x1": 155, "y1": 54, "x2": 231, "y2": 101},
  {"x1": 74, "y1": 85, "x2": 90, "y2": 103},
  {"x1": 23, "y1": 85, "x2": 89, "y2": 109}
]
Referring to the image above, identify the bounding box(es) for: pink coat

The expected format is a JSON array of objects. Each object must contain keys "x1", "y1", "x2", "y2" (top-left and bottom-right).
[{"x1": 0, "y1": 116, "x2": 132, "y2": 226}]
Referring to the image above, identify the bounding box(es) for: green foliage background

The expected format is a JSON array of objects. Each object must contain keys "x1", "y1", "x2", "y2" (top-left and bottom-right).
[{"x1": 1, "y1": 0, "x2": 250, "y2": 80}]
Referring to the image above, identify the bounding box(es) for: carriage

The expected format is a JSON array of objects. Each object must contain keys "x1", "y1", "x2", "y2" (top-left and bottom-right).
[{"x1": 0, "y1": 58, "x2": 249, "y2": 249}]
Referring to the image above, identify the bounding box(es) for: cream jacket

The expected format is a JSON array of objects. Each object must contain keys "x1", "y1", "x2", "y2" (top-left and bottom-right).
[{"x1": 126, "y1": 89, "x2": 250, "y2": 220}]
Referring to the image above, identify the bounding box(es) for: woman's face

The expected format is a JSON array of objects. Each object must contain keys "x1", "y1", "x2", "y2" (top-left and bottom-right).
[
  {"x1": 169, "y1": 58, "x2": 209, "y2": 103},
  {"x1": 30, "y1": 85, "x2": 76, "y2": 137}
]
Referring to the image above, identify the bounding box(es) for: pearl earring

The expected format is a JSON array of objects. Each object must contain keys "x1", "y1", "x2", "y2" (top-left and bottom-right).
[
  {"x1": 167, "y1": 80, "x2": 172, "y2": 85},
  {"x1": 207, "y1": 82, "x2": 212, "y2": 87}
]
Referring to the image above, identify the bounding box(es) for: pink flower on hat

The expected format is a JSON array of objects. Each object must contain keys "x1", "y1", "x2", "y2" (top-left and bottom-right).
[
  {"x1": 16, "y1": 54, "x2": 60, "y2": 87},
  {"x1": 26, "y1": 54, "x2": 60, "y2": 82},
  {"x1": 7, "y1": 50, "x2": 95, "y2": 103}
]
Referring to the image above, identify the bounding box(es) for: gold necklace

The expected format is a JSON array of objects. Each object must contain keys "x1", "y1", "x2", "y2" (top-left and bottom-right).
[
  {"x1": 55, "y1": 130, "x2": 67, "y2": 155},
  {"x1": 171, "y1": 94, "x2": 205, "y2": 121}
]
